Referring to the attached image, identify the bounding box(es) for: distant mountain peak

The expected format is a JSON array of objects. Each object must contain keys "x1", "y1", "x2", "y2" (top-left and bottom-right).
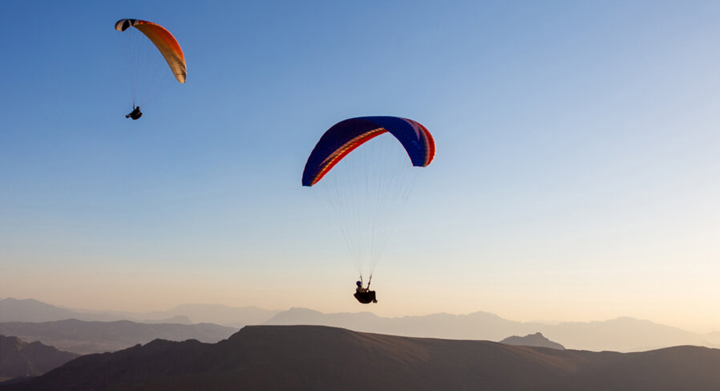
[{"x1": 500, "y1": 332, "x2": 565, "y2": 350}]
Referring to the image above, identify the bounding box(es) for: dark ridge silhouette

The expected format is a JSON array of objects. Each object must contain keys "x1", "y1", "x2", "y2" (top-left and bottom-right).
[
  {"x1": 500, "y1": 332, "x2": 565, "y2": 350},
  {"x1": 0, "y1": 335, "x2": 79, "y2": 381},
  {"x1": 2, "y1": 325, "x2": 720, "y2": 391},
  {"x1": 0, "y1": 319, "x2": 236, "y2": 354}
]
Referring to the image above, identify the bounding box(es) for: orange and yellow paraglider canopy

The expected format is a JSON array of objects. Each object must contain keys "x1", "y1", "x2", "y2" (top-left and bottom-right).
[{"x1": 115, "y1": 19, "x2": 186, "y2": 83}]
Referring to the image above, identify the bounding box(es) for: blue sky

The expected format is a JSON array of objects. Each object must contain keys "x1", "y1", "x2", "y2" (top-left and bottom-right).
[{"x1": 1, "y1": 1, "x2": 720, "y2": 332}]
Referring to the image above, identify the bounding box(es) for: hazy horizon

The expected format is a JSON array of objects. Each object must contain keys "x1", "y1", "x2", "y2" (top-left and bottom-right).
[
  {"x1": 2, "y1": 0, "x2": 720, "y2": 336},
  {"x1": 3, "y1": 296, "x2": 718, "y2": 337}
]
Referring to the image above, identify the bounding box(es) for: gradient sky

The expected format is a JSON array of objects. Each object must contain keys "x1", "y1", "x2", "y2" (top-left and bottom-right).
[{"x1": 1, "y1": 0, "x2": 719, "y2": 333}]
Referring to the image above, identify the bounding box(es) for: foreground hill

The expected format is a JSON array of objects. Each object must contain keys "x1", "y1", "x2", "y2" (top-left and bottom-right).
[
  {"x1": 0, "y1": 319, "x2": 237, "y2": 354},
  {"x1": 3, "y1": 325, "x2": 720, "y2": 391},
  {"x1": 0, "y1": 336, "x2": 79, "y2": 382}
]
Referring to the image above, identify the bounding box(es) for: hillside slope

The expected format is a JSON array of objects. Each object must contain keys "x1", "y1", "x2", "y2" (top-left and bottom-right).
[{"x1": 3, "y1": 325, "x2": 720, "y2": 391}]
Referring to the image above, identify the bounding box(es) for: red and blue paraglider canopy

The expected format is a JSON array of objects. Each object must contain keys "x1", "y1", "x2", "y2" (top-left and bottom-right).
[{"x1": 302, "y1": 116, "x2": 435, "y2": 187}]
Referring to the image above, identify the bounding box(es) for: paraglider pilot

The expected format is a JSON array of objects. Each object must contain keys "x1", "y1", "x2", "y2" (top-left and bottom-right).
[
  {"x1": 126, "y1": 106, "x2": 142, "y2": 120},
  {"x1": 354, "y1": 280, "x2": 377, "y2": 304}
]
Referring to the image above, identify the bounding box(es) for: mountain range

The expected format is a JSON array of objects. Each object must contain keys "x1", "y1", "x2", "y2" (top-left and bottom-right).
[
  {"x1": 3, "y1": 325, "x2": 720, "y2": 391},
  {"x1": 0, "y1": 298, "x2": 277, "y2": 327},
  {"x1": 0, "y1": 319, "x2": 237, "y2": 354},
  {"x1": 263, "y1": 307, "x2": 719, "y2": 352},
  {"x1": 3, "y1": 298, "x2": 719, "y2": 352}
]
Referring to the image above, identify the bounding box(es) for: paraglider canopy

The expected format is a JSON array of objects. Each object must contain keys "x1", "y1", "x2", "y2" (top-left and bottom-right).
[
  {"x1": 115, "y1": 19, "x2": 187, "y2": 83},
  {"x1": 302, "y1": 116, "x2": 435, "y2": 187}
]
